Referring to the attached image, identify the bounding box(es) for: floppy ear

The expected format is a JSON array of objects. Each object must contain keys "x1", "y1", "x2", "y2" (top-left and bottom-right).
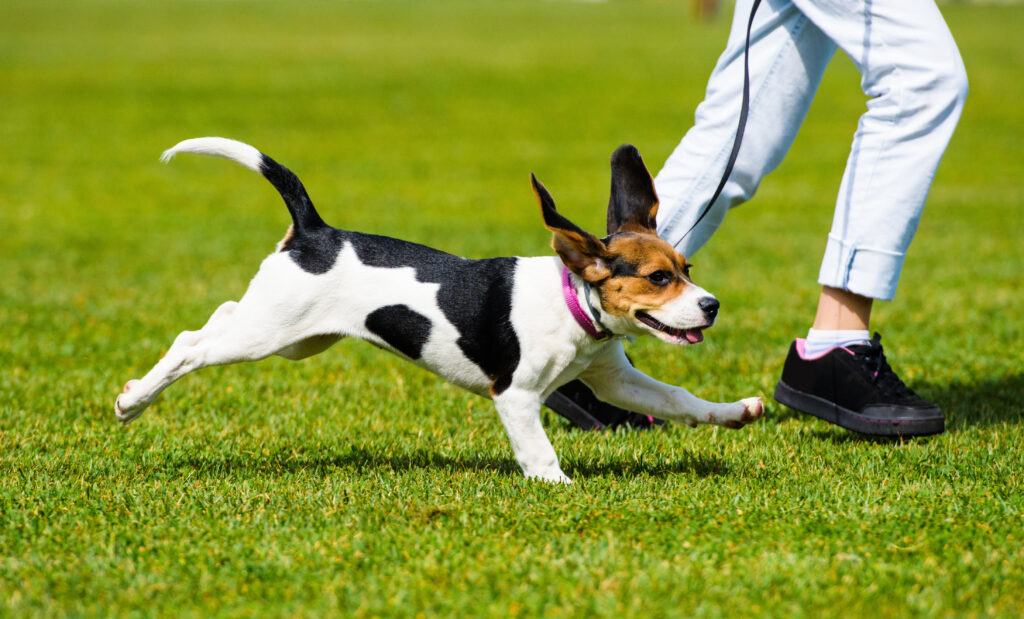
[
  {"x1": 531, "y1": 174, "x2": 611, "y2": 283},
  {"x1": 606, "y1": 144, "x2": 660, "y2": 235}
]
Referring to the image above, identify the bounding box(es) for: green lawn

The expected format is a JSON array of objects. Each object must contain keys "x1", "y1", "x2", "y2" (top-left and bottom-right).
[{"x1": 2, "y1": 0, "x2": 1022, "y2": 616}]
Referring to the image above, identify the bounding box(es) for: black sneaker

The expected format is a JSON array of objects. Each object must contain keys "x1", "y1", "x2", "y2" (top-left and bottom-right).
[
  {"x1": 544, "y1": 380, "x2": 665, "y2": 431},
  {"x1": 774, "y1": 333, "x2": 943, "y2": 437}
]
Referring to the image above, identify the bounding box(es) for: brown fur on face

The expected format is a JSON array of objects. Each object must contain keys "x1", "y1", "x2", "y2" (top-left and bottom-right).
[{"x1": 593, "y1": 232, "x2": 692, "y2": 317}]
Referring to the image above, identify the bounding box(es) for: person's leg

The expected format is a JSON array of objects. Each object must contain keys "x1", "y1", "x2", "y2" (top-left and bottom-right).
[
  {"x1": 653, "y1": 0, "x2": 876, "y2": 390},
  {"x1": 791, "y1": 0, "x2": 968, "y2": 301},
  {"x1": 813, "y1": 286, "x2": 871, "y2": 331},
  {"x1": 776, "y1": 0, "x2": 966, "y2": 435},
  {"x1": 655, "y1": 0, "x2": 837, "y2": 257}
]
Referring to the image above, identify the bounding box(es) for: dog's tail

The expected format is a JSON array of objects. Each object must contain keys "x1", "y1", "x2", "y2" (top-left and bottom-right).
[{"x1": 161, "y1": 137, "x2": 328, "y2": 234}]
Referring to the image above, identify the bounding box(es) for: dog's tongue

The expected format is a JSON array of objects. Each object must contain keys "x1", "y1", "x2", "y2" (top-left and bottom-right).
[{"x1": 685, "y1": 329, "x2": 704, "y2": 344}]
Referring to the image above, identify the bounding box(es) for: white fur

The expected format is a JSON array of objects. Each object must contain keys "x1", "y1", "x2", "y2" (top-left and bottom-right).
[{"x1": 161, "y1": 137, "x2": 263, "y2": 172}]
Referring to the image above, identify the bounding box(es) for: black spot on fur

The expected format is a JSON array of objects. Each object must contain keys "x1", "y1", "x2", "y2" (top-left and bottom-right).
[
  {"x1": 346, "y1": 232, "x2": 521, "y2": 395},
  {"x1": 437, "y1": 257, "x2": 521, "y2": 395},
  {"x1": 607, "y1": 255, "x2": 639, "y2": 278},
  {"x1": 365, "y1": 305, "x2": 432, "y2": 360},
  {"x1": 280, "y1": 227, "x2": 344, "y2": 274}
]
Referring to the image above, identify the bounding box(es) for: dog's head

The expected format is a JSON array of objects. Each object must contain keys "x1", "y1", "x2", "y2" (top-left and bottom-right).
[{"x1": 532, "y1": 144, "x2": 719, "y2": 345}]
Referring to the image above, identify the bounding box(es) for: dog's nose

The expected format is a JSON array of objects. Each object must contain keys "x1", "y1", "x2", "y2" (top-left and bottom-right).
[{"x1": 699, "y1": 297, "x2": 720, "y2": 320}]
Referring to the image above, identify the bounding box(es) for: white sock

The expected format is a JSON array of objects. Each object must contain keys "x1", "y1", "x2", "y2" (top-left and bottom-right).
[{"x1": 803, "y1": 328, "x2": 871, "y2": 357}]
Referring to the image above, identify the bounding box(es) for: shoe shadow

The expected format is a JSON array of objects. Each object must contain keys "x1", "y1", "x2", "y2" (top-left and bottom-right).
[
  {"x1": 919, "y1": 373, "x2": 1024, "y2": 430},
  {"x1": 169, "y1": 444, "x2": 728, "y2": 480},
  {"x1": 805, "y1": 430, "x2": 929, "y2": 446}
]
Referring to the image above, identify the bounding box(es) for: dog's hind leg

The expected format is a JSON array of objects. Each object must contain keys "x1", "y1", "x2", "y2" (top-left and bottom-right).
[
  {"x1": 115, "y1": 296, "x2": 337, "y2": 424},
  {"x1": 492, "y1": 388, "x2": 571, "y2": 484}
]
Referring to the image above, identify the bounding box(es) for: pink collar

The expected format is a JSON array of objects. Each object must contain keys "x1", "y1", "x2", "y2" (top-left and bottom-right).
[{"x1": 561, "y1": 266, "x2": 612, "y2": 341}]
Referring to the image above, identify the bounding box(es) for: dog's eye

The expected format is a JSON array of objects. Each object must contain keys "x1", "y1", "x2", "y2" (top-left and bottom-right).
[
  {"x1": 683, "y1": 264, "x2": 693, "y2": 279},
  {"x1": 646, "y1": 270, "x2": 673, "y2": 286}
]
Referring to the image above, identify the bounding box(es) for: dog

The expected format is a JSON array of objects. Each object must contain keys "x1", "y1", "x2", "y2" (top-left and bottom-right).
[{"x1": 115, "y1": 138, "x2": 763, "y2": 483}]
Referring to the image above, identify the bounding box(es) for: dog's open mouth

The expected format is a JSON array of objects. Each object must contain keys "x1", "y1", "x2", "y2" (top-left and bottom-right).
[{"x1": 635, "y1": 311, "x2": 706, "y2": 344}]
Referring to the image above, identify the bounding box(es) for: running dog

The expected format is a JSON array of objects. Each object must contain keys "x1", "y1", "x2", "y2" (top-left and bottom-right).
[{"x1": 115, "y1": 138, "x2": 763, "y2": 482}]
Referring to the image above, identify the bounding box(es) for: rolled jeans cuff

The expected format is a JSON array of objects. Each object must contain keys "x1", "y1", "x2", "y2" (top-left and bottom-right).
[{"x1": 818, "y1": 235, "x2": 905, "y2": 301}]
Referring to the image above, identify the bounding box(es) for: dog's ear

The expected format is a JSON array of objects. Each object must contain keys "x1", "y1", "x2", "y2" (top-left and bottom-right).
[
  {"x1": 532, "y1": 174, "x2": 611, "y2": 283},
  {"x1": 606, "y1": 144, "x2": 659, "y2": 235}
]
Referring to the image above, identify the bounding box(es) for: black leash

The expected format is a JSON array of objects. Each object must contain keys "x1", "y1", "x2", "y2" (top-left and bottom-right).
[{"x1": 675, "y1": 0, "x2": 762, "y2": 247}]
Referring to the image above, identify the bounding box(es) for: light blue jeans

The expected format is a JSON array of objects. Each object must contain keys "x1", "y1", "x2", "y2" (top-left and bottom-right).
[{"x1": 654, "y1": 0, "x2": 968, "y2": 300}]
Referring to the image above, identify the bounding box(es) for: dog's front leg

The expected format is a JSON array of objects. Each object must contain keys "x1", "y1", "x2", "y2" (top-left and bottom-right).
[
  {"x1": 581, "y1": 344, "x2": 763, "y2": 429},
  {"x1": 492, "y1": 389, "x2": 571, "y2": 484}
]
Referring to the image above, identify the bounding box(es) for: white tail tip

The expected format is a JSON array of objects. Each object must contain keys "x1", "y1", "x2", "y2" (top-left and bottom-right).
[{"x1": 160, "y1": 137, "x2": 263, "y2": 173}]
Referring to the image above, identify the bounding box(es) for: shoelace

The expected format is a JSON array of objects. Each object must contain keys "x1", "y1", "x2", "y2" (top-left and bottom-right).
[{"x1": 850, "y1": 334, "x2": 917, "y2": 399}]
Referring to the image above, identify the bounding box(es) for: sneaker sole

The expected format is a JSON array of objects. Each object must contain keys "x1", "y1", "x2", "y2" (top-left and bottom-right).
[{"x1": 774, "y1": 380, "x2": 944, "y2": 437}]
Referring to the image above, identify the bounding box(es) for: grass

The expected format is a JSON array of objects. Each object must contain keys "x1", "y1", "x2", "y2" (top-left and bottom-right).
[{"x1": 1, "y1": 0, "x2": 1023, "y2": 616}]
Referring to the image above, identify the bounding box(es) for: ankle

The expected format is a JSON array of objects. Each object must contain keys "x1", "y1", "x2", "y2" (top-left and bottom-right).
[{"x1": 813, "y1": 287, "x2": 872, "y2": 331}]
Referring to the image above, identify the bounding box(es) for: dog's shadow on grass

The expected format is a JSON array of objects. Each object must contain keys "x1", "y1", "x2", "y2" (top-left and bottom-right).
[
  {"x1": 564, "y1": 451, "x2": 729, "y2": 479},
  {"x1": 170, "y1": 444, "x2": 728, "y2": 480},
  {"x1": 170, "y1": 446, "x2": 517, "y2": 479}
]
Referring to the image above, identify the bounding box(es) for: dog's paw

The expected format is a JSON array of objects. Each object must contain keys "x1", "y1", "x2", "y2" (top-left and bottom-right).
[
  {"x1": 721, "y1": 397, "x2": 763, "y2": 429},
  {"x1": 741, "y1": 396, "x2": 764, "y2": 422},
  {"x1": 115, "y1": 380, "x2": 147, "y2": 425}
]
